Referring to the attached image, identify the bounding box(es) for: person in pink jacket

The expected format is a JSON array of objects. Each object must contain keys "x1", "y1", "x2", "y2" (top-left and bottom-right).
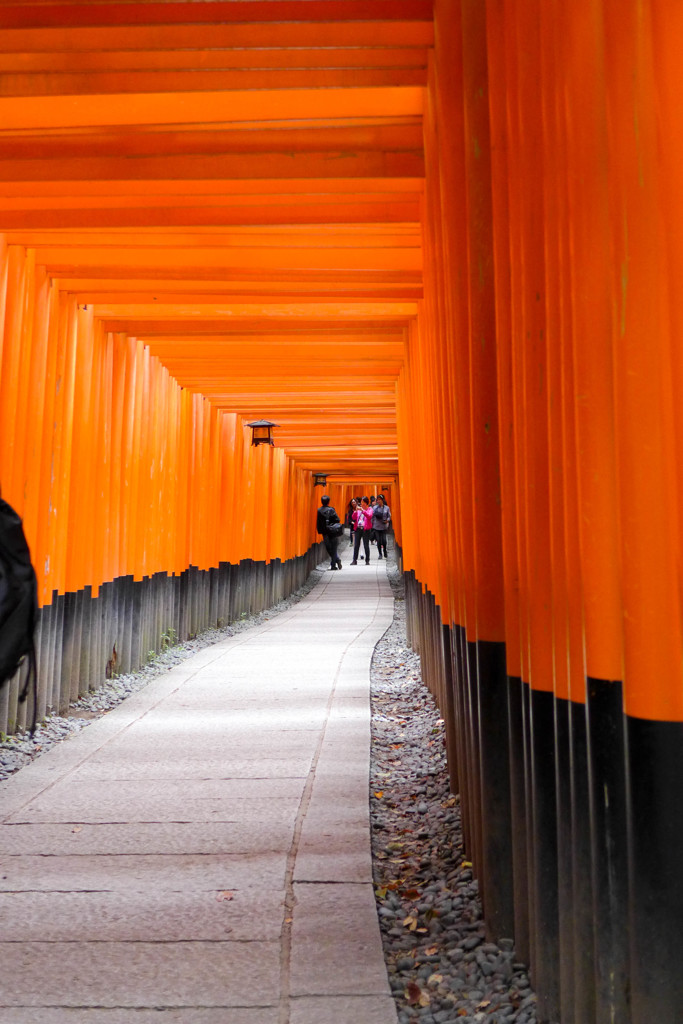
[{"x1": 350, "y1": 496, "x2": 373, "y2": 566}]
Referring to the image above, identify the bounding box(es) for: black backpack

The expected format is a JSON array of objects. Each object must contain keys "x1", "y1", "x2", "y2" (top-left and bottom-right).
[
  {"x1": 0, "y1": 498, "x2": 38, "y2": 733},
  {"x1": 321, "y1": 506, "x2": 342, "y2": 535}
]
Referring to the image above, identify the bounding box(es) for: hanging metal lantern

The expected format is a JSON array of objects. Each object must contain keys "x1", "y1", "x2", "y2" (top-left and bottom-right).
[
  {"x1": 246, "y1": 419, "x2": 278, "y2": 446},
  {"x1": 313, "y1": 472, "x2": 328, "y2": 487}
]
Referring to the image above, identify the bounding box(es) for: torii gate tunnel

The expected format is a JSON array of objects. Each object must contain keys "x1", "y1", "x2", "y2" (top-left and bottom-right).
[{"x1": 0, "y1": 2, "x2": 681, "y2": 1022}]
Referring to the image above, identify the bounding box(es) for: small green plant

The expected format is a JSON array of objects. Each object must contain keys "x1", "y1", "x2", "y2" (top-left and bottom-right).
[
  {"x1": 160, "y1": 628, "x2": 177, "y2": 651},
  {"x1": 148, "y1": 650, "x2": 156, "y2": 661}
]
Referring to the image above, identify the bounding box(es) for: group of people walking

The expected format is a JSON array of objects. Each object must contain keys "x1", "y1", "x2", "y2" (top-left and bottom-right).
[{"x1": 316, "y1": 493, "x2": 392, "y2": 571}]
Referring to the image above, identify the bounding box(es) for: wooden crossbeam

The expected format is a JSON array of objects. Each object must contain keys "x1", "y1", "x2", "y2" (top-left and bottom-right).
[{"x1": 0, "y1": 0, "x2": 433, "y2": 476}]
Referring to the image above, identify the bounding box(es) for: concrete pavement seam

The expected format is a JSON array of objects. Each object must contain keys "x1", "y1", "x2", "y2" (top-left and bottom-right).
[{"x1": 278, "y1": 572, "x2": 388, "y2": 1024}]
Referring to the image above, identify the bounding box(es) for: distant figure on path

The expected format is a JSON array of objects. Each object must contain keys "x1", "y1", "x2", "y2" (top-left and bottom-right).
[
  {"x1": 316, "y1": 494, "x2": 343, "y2": 571},
  {"x1": 372, "y1": 493, "x2": 392, "y2": 560}
]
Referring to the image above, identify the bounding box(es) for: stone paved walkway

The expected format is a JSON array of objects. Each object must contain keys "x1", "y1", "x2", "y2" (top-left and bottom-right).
[{"x1": 0, "y1": 559, "x2": 398, "y2": 1024}]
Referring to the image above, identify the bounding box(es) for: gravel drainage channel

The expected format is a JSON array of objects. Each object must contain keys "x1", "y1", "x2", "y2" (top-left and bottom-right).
[{"x1": 370, "y1": 560, "x2": 538, "y2": 1024}]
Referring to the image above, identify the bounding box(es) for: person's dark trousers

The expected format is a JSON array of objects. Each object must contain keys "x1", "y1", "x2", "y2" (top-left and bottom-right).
[
  {"x1": 352, "y1": 529, "x2": 371, "y2": 563},
  {"x1": 376, "y1": 530, "x2": 388, "y2": 557},
  {"x1": 323, "y1": 533, "x2": 339, "y2": 568}
]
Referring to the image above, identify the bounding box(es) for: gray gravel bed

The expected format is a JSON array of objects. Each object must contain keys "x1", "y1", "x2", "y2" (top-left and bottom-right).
[
  {"x1": 0, "y1": 560, "x2": 327, "y2": 780},
  {"x1": 370, "y1": 559, "x2": 537, "y2": 1024}
]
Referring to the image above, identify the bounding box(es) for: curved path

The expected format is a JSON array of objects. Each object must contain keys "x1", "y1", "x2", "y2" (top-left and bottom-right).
[{"x1": 0, "y1": 559, "x2": 398, "y2": 1024}]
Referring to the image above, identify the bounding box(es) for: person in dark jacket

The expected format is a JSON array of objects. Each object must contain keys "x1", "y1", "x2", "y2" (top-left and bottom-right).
[{"x1": 316, "y1": 494, "x2": 343, "y2": 570}]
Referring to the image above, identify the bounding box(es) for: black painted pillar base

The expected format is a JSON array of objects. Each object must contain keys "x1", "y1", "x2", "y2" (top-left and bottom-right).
[
  {"x1": 441, "y1": 624, "x2": 459, "y2": 796},
  {"x1": 507, "y1": 676, "x2": 531, "y2": 965},
  {"x1": 530, "y1": 688, "x2": 560, "y2": 1023},
  {"x1": 627, "y1": 715, "x2": 683, "y2": 1024},
  {"x1": 477, "y1": 639, "x2": 514, "y2": 941},
  {"x1": 568, "y1": 697, "x2": 597, "y2": 1024},
  {"x1": 587, "y1": 678, "x2": 630, "y2": 1024}
]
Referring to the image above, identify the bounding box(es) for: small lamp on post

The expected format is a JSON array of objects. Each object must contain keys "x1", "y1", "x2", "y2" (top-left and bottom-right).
[
  {"x1": 247, "y1": 419, "x2": 278, "y2": 447},
  {"x1": 313, "y1": 472, "x2": 328, "y2": 487}
]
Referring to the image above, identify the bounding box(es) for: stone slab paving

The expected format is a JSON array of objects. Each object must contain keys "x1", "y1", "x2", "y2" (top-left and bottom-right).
[
  {"x1": 2, "y1": 1013, "x2": 280, "y2": 1024},
  {"x1": 0, "y1": 820, "x2": 297, "y2": 855},
  {"x1": 0, "y1": 561, "x2": 398, "y2": 1024},
  {"x1": 290, "y1": 996, "x2": 399, "y2": 1024},
  {"x1": 0, "y1": 889, "x2": 287, "y2": 941}
]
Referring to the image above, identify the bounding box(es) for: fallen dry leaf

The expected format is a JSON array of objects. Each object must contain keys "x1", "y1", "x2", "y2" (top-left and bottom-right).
[
  {"x1": 374, "y1": 791, "x2": 384, "y2": 799},
  {"x1": 71, "y1": 826, "x2": 83, "y2": 833},
  {"x1": 404, "y1": 982, "x2": 422, "y2": 1006},
  {"x1": 216, "y1": 890, "x2": 236, "y2": 902},
  {"x1": 403, "y1": 914, "x2": 418, "y2": 931},
  {"x1": 425, "y1": 945, "x2": 439, "y2": 955}
]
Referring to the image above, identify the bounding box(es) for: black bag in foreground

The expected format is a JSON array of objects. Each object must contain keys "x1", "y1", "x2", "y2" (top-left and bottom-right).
[{"x1": 0, "y1": 497, "x2": 38, "y2": 733}]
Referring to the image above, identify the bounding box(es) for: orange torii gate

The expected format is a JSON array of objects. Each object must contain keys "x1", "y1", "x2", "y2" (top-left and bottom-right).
[{"x1": 0, "y1": 2, "x2": 681, "y2": 1022}]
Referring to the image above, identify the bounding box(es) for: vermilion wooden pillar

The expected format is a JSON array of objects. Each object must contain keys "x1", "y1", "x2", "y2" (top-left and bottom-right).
[
  {"x1": 485, "y1": 0, "x2": 531, "y2": 967},
  {"x1": 603, "y1": 3, "x2": 683, "y2": 1022},
  {"x1": 426, "y1": 0, "x2": 477, "y2": 866},
  {"x1": 536, "y1": 7, "x2": 588, "y2": 1019},
  {"x1": 459, "y1": 0, "x2": 512, "y2": 943},
  {"x1": 559, "y1": 4, "x2": 628, "y2": 1022}
]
